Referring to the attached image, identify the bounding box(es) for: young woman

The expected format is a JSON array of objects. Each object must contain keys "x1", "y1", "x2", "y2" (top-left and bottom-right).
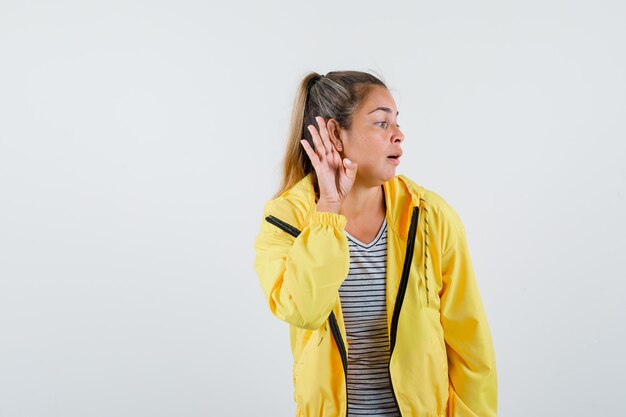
[{"x1": 253, "y1": 71, "x2": 497, "y2": 417}]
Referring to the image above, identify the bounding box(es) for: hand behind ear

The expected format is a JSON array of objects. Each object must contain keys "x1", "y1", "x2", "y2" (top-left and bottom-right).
[{"x1": 300, "y1": 116, "x2": 357, "y2": 207}]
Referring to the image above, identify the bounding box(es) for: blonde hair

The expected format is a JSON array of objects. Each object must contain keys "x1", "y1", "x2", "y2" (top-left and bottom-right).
[{"x1": 273, "y1": 70, "x2": 387, "y2": 200}]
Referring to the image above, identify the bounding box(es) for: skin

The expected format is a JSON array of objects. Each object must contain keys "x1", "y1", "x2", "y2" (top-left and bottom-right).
[{"x1": 300, "y1": 85, "x2": 405, "y2": 240}]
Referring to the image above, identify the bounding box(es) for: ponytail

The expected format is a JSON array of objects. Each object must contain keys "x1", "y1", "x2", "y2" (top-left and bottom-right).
[{"x1": 273, "y1": 72, "x2": 321, "y2": 199}]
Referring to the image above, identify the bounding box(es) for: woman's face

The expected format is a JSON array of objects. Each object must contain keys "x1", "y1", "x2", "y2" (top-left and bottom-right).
[{"x1": 334, "y1": 85, "x2": 405, "y2": 186}]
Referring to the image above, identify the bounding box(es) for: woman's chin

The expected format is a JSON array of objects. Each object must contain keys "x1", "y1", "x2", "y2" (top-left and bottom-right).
[
  {"x1": 354, "y1": 171, "x2": 390, "y2": 187},
  {"x1": 384, "y1": 166, "x2": 398, "y2": 179}
]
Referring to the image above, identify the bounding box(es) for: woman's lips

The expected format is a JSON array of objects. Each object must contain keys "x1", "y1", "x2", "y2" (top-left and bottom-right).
[{"x1": 387, "y1": 156, "x2": 400, "y2": 165}]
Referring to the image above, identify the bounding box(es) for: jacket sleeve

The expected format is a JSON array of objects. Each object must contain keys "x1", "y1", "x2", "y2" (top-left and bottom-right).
[
  {"x1": 440, "y1": 210, "x2": 498, "y2": 417},
  {"x1": 253, "y1": 207, "x2": 350, "y2": 330}
]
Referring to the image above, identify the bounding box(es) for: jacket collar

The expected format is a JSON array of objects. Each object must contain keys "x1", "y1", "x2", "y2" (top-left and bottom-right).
[{"x1": 281, "y1": 173, "x2": 424, "y2": 242}]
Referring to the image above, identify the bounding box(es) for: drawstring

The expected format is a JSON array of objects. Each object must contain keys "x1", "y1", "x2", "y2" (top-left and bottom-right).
[{"x1": 419, "y1": 198, "x2": 430, "y2": 308}]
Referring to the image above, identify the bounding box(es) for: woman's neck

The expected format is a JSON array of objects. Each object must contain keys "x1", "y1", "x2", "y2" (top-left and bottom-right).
[{"x1": 339, "y1": 180, "x2": 385, "y2": 221}]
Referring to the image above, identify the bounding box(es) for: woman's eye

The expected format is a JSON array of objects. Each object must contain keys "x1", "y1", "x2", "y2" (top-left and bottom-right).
[{"x1": 377, "y1": 121, "x2": 388, "y2": 128}]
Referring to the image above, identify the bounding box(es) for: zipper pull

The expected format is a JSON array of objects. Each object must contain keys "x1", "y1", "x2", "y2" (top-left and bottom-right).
[{"x1": 317, "y1": 321, "x2": 328, "y2": 346}]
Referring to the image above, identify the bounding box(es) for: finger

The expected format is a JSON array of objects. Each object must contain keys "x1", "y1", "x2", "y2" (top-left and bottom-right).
[
  {"x1": 327, "y1": 146, "x2": 342, "y2": 167},
  {"x1": 307, "y1": 124, "x2": 328, "y2": 157},
  {"x1": 315, "y1": 116, "x2": 333, "y2": 155},
  {"x1": 343, "y1": 158, "x2": 358, "y2": 181},
  {"x1": 329, "y1": 142, "x2": 341, "y2": 165},
  {"x1": 300, "y1": 139, "x2": 320, "y2": 167}
]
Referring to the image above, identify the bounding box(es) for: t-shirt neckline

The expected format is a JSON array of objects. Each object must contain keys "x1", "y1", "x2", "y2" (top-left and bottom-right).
[{"x1": 345, "y1": 217, "x2": 387, "y2": 249}]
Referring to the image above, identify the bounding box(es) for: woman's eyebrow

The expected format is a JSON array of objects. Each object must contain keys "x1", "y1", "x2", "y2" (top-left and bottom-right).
[{"x1": 368, "y1": 106, "x2": 399, "y2": 116}]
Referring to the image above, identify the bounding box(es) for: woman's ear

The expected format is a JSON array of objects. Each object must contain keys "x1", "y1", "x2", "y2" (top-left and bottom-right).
[{"x1": 326, "y1": 119, "x2": 343, "y2": 152}]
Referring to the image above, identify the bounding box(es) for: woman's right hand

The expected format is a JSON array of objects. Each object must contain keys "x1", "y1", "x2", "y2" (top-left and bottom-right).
[{"x1": 300, "y1": 116, "x2": 358, "y2": 210}]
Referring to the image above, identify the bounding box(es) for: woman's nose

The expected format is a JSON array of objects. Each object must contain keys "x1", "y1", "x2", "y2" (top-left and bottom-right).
[{"x1": 393, "y1": 126, "x2": 405, "y2": 142}]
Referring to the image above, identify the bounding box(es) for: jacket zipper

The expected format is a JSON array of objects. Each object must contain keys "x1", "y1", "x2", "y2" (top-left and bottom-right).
[
  {"x1": 265, "y1": 215, "x2": 300, "y2": 238},
  {"x1": 388, "y1": 205, "x2": 420, "y2": 417},
  {"x1": 328, "y1": 311, "x2": 349, "y2": 417},
  {"x1": 265, "y1": 208, "x2": 420, "y2": 417}
]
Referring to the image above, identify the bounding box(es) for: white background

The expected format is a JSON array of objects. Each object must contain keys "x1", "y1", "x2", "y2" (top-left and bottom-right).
[{"x1": 1, "y1": 1, "x2": 625, "y2": 416}]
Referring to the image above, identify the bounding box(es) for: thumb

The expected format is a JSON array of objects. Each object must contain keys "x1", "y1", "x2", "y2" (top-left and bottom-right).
[{"x1": 343, "y1": 158, "x2": 357, "y2": 178}]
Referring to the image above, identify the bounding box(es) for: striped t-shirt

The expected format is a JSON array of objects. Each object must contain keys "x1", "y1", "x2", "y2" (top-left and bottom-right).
[{"x1": 339, "y1": 217, "x2": 401, "y2": 416}]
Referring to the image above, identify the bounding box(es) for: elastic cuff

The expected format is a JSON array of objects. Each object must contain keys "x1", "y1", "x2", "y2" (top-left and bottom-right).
[{"x1": 311, "y1": 211, "x2": 347, "y2": 229}]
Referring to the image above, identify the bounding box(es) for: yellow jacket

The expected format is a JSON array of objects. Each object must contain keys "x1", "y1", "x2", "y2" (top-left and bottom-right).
[{"x1": 253, "y1": 173, "x2": 497, "y2": 417}]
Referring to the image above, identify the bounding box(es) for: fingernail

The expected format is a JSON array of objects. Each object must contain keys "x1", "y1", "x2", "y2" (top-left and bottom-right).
[{"x1": 345, "y1": 158, "x2": 351, "y2": 165}]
